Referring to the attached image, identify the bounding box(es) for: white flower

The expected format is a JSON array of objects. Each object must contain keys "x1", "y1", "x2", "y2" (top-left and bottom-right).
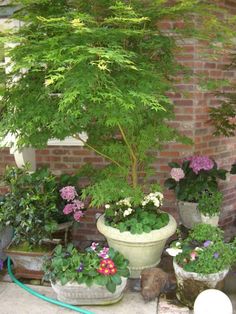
[
  {"x1": 123, "y1": 210, "x2": 129, "y2": 217},
  {"x1": 105, "y1": 204, "x2": 110, "y2": 209},
  {"x1": 123, "y1": 207, "x2": 133, "y2": 217},
  {"x1": 166, "y1": 248, "x2": 183, "y2": 257},
  {"x1": 117, "y1": 197, "x2": 132, "y2": 207}
]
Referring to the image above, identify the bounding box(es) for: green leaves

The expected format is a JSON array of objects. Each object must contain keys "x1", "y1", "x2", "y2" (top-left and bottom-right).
[
  {"x1": 0, "y1": 165, "x2": 58, "y2": 247},
  {"x1": 43, "y1": 243, "x2": 130, "y2": 292}
]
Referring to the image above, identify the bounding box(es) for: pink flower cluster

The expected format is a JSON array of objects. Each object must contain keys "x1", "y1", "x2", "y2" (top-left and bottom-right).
[
  {"x1": 188, "y1": 156, "x2": 214, "y2": 174},
  {"x1": 98, "y1": 247, "x2": 109, "y2": 259},
  {"x1": 60, "y1": 186, "x2": 77, "y2": 201},
  {"x1": 60, "y1": 186, "x2": 85, "y2": 222},
  {"x1": 170, "y1": 168, "x2": 185, "y2": 182}
]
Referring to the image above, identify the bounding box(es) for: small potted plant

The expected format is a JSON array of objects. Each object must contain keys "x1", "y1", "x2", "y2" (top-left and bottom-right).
[
  {"x1": 0, "y1": 165, "x2": 59, "y2": 272},
  {"x1": 96, "y1": 191, "x2": 177, "y2": 278},
  {"x1": 43, "y1": 242, "x2": 130, "y2": 305},
  {"x1": 197, "y1": 190, "x2": 223, "y2": 226},
  {"x1": 167, "y1": 224, "x2": 236, "y2": 308},
  {"x1": 164, "y1": 156, "x2": 227, "y2": 228}
]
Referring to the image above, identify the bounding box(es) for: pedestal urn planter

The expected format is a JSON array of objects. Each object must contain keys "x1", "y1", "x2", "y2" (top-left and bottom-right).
[
  {"x1": 97, "y1": 214, "x2": 177, "y2": 278},
  {"x1": 173, "y1": 260, "x2": 229, "y2": 308},
  {"x1": 51, "y1": 277, "x2": 127, "y2": 305}
]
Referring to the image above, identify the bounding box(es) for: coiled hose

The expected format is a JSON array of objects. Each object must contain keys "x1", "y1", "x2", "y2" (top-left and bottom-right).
[{"x1": 7, "y1": 257, "x2": 94, "y2": 314}]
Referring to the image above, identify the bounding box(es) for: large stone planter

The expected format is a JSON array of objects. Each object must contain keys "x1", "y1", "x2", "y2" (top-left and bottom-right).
[
  {"x1": 0, "y1": 225, "x2": 13, "y2": 261},
  {"x1": 51, "y1": 277, "x2": 127, "y2": 305},
  {"x1": 173, "y1": 260, "x2": 229, "y2": 308},
  {"x1": 177, "y1": 201, "x2": 201, "y2": 229},
  {"x1": 97, "y1": 214, "x2": 177, "y2": 278}
]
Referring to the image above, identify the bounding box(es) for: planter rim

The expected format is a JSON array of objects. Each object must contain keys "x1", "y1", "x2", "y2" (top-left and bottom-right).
[
  {"x1": 52, "y1": 277, "x2": 127, "y2": 288},
  {"x1": 178, "y1": 200, "x2": 198, "y2": 205},
  {"x1": 4, "y1": 241, "x2": 54, "y2": 257},
  {"x1": 97, "y1": 213, "x2": 177, "y2": 243},
  {"x1": 173, "y1": 259, "x2": 229, "y2": 279}
]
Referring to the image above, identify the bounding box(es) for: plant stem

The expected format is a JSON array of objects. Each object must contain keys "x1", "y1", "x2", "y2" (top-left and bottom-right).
[
  {"x1": 73, "y1": 134, "x2": 124, "y2": 169},
  {"x1": 117, "y1": 123, "x2": 138, "y2": 188}
]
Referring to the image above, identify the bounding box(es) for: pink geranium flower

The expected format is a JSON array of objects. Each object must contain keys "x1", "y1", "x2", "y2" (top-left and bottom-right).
[
  {"x1": 73, "y1": 210, "x2": 84, "y2": 222},
  {"x1": 60, "y1": 186, "x2": 77, "y2": 201},
  {"x1": 170, "y1": 168, "x2": 185, "y2": 181},
  {"x1": 73, "y1": 199, "x2": 85, "y2": 210},
  {"x1": 63, "y1": 203, "x2": 76, "y2": 215}
]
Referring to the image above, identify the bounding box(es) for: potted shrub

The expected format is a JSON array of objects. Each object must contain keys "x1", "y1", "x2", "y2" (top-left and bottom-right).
[
  {"x1": 43, "y1": 242, "x2": 129, "y2": 305},
  {"x1": 164, "y1": 156, "x2": 227, "y2": 228},
  {"x1": 197, "y1": 190, "x2": 223, "y2": 226},
  {"x1": 167, "y1": 224, "x2": 236, "y2": 308},
  {"x1": 0, "y1": 165, "x2": 59, "y2": 272},
  {"x1": 96, "y1": 191, "x2": 177, "y2": 278}
]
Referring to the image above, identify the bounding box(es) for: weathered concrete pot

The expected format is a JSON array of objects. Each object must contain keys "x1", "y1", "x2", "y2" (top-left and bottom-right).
[
  {"x1": 200, "y1": 213, "x2": 219, "y2": 226},
  {"x1": 173, "y1": 260, "x2": 229, "y2": 308},
  {"x1": 51, "y1": 277, "x2": 127, "y2": 305},
  {"x1": 97, "y1": 214, "x2": 177, "y2": 278},
  {"x1": 4, "y1": 244, "x2": 52, "y2": 272},
  {"x1": 177, "y1": 201, "x2": 201, "y2": 229},
  {"x1": 0, "y1": 225, "x2": 13, "y2": 261}
]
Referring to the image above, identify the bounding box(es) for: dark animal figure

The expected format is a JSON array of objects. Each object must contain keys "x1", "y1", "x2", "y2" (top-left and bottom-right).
[{"x1": 141, "y1": 267, "x2": 176, "y2": 302}]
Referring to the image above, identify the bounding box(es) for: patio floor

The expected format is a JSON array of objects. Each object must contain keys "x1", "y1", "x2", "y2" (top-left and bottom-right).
[{"x1": 0, "y1": 274, "x2": 236, "y2": 313}]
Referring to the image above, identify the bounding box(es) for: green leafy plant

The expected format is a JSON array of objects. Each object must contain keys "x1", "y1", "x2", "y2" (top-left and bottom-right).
[
  {"x1": 197, "y1": 191, "x2": 223, "y2": 217},
  {"x1": 0, "y1": 164, "x2": 58, "y2": 248},
  {"x1": 43, "y1": 242, "x2": 130, "y2": 293},
  {"x1": 164, "y1": 156, "x2": 227, "y2": 202},
  {"x1": 0, "y1": 1, "x2": 235, "y2": 209},
  {"x1": 104, "y1": 192, "x2": 169, "y2": 234},
  {"x1": 167, "y1": 224, "x2": 236, "y2": 274}
]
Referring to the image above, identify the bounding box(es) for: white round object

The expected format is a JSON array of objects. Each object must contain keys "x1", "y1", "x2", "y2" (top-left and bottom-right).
[{"x1": 194, "y1": 289, "x2": 233, "y2": 314}]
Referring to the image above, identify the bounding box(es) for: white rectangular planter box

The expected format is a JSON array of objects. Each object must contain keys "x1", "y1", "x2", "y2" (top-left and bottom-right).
[{"x1": 51, "y1": 277, "x2": 127, "y2": 305}]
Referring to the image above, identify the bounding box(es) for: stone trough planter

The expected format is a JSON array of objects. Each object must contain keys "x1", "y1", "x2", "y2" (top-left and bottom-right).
[{"x1": 51, "y1": 277, "x2": 127, "y2": 305}]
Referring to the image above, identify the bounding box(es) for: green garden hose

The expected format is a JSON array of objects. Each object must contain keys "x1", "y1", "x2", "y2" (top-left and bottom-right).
[{"x1": 7, "y1": 257, "x2": 94, "y2": 314}]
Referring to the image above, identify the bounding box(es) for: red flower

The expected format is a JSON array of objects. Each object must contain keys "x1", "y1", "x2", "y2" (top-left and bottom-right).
[{"x1": 97, "y1": 258, "x2": 117, "y2": 275}]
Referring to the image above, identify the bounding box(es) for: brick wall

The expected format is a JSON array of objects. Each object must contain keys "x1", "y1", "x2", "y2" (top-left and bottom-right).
[{"x1": 0, "y1": 0, "x2": 236, "y2": 244}]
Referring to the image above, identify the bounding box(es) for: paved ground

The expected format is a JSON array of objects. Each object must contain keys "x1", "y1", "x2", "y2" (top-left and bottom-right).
[{"x1": 1, "y1": 279, "x2": 236, "y2": 313}]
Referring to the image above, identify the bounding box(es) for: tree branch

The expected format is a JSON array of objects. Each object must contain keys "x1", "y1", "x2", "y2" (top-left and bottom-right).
[{"x1": 73, "y1": 134, "x2": 125, "y2": 170}]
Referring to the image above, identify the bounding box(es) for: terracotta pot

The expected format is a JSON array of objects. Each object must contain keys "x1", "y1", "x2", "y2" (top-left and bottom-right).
[
  {"x1": 97, "y1": 213, "x2": 177, "y2": 278},
  {"x1": 51, "y1": 277, "x2": 127, "y2": 305},
  {"x1": 173, "y1": 260, "x2": 229, "y2": 308}
]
